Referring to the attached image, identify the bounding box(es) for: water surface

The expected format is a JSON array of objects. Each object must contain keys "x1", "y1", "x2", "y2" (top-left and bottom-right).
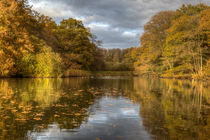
[{"x1": 0, "y1": 77, "x2": 209, "y2": 140}]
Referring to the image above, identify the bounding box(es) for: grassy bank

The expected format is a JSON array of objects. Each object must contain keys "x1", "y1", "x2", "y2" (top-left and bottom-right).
[
  {"x1": 0, "y1": 70, "x2": 134, "y2": 78},
  {"x1": 133, "y1": 70, "x2": 210, "y2": 80},
  {"x1": 90, "y1": 71, "x2": 134, "y2": 77},
  {"x1": 63, "y1": 70, "x2": 134, "y2": 77}
]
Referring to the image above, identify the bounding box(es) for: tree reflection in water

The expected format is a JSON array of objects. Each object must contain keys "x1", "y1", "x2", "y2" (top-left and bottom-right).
[
  {"x1": 0, "y1": 78, "x2": 96, "y2": 139},
  {"x1": 134, "y1": 78, "x2": 210, "y2": 140},
  {"x1": 0, "y1": 78, "x2": 209, "y2": 140}
]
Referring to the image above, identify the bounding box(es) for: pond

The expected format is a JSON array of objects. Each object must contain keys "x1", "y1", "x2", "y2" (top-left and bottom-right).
[{"x1": 0, "y1": 77, "x2": 209, "y2": 140}]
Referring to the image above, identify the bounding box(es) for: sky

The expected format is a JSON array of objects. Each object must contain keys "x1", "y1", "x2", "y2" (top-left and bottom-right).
[{"x1": 29, "y1": 0, "x2": 210, "y2": 49}]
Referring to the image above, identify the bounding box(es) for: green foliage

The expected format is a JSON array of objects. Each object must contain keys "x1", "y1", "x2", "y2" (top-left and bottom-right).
[
  {"x1": 91, "y1": 71, "x2": 133, "y2": 76},
  {"x1": 17, "y1": 46, "x2": 63, "y2": 77},
  {"x1": 101, "y1": 48, "x2": 135, "y2": 71},
  {"x1": 63, "y1": 69, "x2": 91, "y2": 77},
  {"x1": 54, "y1": 18, "x2": 96, "y2": 70}
]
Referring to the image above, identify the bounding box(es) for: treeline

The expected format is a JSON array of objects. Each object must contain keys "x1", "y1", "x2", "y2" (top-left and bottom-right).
[
  {"x1": 1, "y1": 1, "x2": 209, "y2": 78},
  {"x1": 0, "y1": 0, "x2": 134, "y2": 77},
  {"x1": 0, "y1": 0, "x2": 103, "y2": 77},
  {"x1": 132, "y1": 4, "x2": 210, "y2": 79},
  {"x1": 94, "y1": 48, "x2": 135, "y2": 71}
]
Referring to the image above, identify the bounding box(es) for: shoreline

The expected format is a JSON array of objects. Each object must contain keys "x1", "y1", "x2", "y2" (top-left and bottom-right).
[
  {"x1": 0, "y1": 71, "x2": 134, "y2": 79},
  {"x1": 0, "y1": 71, "x2": 209, "y2": 81}
]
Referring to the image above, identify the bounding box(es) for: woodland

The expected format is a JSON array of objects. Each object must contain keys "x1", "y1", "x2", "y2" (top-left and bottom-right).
[{"x1": 0, "y1": 0, "x2": 209, "y2": 79}]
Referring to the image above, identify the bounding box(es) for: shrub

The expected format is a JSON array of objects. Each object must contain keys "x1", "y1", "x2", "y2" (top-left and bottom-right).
[{"x1": 17, "y1": 46, "x2": 63, "y2": 77}]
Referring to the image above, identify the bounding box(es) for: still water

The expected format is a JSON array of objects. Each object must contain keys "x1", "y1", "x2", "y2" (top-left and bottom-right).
[{"x1": 0, "y1": 77, "x2": 209, "y2": 140}]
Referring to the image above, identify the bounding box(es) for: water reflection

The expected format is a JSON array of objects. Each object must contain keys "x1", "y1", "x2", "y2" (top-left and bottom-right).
[
  {"x1": 134, "y1": 78, "x2": 210, "y2": 140},
  {"x1": 0, "y1": 78, "x2": 209, "y2": 140},
  {"x1": 0, "y1": 78, "x2": 95, "y2": 139},
  {"x1": 30, "y1": 97, "x2": 150, "y2": 140}
]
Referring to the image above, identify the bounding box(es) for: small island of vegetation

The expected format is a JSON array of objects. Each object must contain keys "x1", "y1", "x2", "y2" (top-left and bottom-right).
[{"x1": 0, "y1": 0, "x2": 209, "y2": 80}]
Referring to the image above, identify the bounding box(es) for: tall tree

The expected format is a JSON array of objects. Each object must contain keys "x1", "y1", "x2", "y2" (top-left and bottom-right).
[
  {"x1": 0, "y1": 0, "x2": 36, "y2": 76},
  {"x1": 54, "y1": 18, "x2": 96, "y2": 70},
  {"x1": 162, "y1": 4, "x2": 209, "y2": 76},
  {"x1": 135, "y1": 11, "x2": 176, "y2": 75},
  {"x1": 134, "y1": 4, "x2": 210, "y2": 78}
]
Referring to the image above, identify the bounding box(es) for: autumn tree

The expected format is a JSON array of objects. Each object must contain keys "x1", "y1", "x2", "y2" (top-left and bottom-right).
[
  {"x1": 0, "y1": 0, "x2": 101, "y2": 77},
  {"x1": 134, "y1": 4, "x2": 210, "y2": 79},
  {"x1": 162, "y1": 4, "x2": 209, "y2": 77},
  {"x1": 134, "y1": 11, "x2": 176, "y2": 75},
  {"x1": 199, "y1": 8, "x2": 210, "y2": 76},
  {"x1": 54, "y1": 18, "x2": 96, "y2": 70},
  {"x1": 0, "y1": 0, "x2": 36, "y2": 76}
]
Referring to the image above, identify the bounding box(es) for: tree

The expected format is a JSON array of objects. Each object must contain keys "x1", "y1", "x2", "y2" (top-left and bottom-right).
[
  {"x1": 91, "y1": 47, "x2": 105, "y2": 71},
  {"x1": 199, "y1": 8, "x2": 210, "y2": 76},
  {"x1": 17, "y1": 44, "x2": 63, "y2": 77},
  {"x1": 0, "y1": 0, "x2": 39, "y2": 76},
  {"x1": 135, "y1": 11, "x2": 176, "y2": 75},
  {"x1": 162, "y1": 4, "x2": 209, "y2": 77},
  {"x1": 134, "y1": 4, "x2": 210, "y2": 79},
  {"x1": 54, "y1": 18, "x2": 96, "y2": 70}
]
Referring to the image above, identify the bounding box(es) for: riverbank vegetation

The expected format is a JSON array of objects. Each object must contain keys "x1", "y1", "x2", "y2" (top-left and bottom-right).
[
  {"x1": 0, "y1": 0, "x2": 97, "y2": 77},
  {"x1": 132, "y1": 4, "x2": 210, "y2": 79},
  {"x1": 0, "y1": 0, "x2": 134, "y2": 77},
  {"x1": 0, "y1": 0, "x2": 209, "y2": 79}
]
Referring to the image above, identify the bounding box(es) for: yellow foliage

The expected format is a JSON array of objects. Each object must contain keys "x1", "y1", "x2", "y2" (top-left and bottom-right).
[{"x1": 0, "y1": 50, "x2": 15, "y2": 76}]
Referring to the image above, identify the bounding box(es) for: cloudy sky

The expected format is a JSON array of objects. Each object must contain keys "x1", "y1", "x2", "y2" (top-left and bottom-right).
[{"x1": 29, "y1": 0, "x2": 209, "y2": 49}]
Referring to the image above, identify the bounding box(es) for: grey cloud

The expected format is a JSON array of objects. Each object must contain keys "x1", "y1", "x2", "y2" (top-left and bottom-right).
[
  {"x1": 87, "y1": 24, "x2": 141, "y2": 48},
  {"x1": 29, "y1": 0, "x2": 210, "y2": 49}
]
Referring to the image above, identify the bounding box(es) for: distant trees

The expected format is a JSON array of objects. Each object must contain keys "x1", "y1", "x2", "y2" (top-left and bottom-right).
[
  {"x1": 97, "y1": 48, "x2": 135, "y2": 71},
  {"x1": 133, "y1": 4, "x2": 210, "y2": 79}
]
